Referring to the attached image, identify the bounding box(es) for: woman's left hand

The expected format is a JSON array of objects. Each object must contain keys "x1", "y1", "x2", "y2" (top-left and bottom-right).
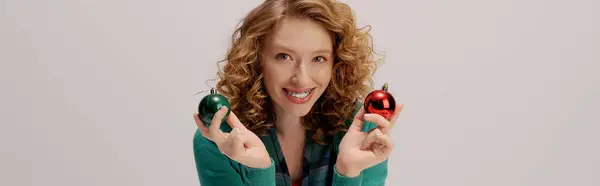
[{"x1": 336, "y1": 104, "x2": 404, "y2": 177}]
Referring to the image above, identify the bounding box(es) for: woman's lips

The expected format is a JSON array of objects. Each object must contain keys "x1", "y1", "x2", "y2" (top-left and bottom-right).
[{"x1": 282, "y1": 88, "x2": 315, "y2": 104}]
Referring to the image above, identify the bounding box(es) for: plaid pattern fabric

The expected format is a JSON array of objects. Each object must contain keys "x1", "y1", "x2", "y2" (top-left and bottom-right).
[
  {"x1": 193, "y1": 102, "x2": 389, "y2": 186},
  {"x1": 259, "y1": 128, "x2": 338, "y2": 186}
]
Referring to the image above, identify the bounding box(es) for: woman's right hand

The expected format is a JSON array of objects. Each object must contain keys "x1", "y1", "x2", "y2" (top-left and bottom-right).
[{"x1": 193, "y1": 107, "x2": 272, "y2": 169}]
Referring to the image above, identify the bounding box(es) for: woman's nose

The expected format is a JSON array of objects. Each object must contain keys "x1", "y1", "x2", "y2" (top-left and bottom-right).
[{"x1": 291, "y1": 60, "x2": 310, "y2": 85}]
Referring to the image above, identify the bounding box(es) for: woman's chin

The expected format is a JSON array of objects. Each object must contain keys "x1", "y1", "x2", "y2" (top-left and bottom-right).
[{"x1": 282, "y1": 103, "x2": 314, "y2": 117}]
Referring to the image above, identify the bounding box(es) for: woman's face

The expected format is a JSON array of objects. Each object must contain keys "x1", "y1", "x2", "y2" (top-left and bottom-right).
[{"x1": 261, "y1": 17, "x2": 334, "y2": 117}]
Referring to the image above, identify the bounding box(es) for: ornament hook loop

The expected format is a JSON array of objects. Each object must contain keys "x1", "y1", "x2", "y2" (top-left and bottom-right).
[{"x1": 382, "y1": 83, "x2": 389, "y2": 91}]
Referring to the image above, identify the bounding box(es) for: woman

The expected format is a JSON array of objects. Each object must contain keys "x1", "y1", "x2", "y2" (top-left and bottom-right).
[{"x1": 192, "y1": 0, "x2": 403, "y2": 185}]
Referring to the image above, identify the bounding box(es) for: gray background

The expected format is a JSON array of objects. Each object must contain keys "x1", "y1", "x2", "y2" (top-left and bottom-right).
[{"x1": 1, "y1": 0, "x2": 599, "y2": 185}]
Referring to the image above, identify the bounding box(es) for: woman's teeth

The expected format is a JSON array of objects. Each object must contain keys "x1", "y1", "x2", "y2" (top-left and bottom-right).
[{"x1": 286, "y1": 89, "x2": 313, "y2": 98}]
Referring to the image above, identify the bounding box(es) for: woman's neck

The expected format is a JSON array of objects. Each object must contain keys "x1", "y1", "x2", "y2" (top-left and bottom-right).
[{"x1": 272, "y1": 104, "x2": 306, "y2": 140}]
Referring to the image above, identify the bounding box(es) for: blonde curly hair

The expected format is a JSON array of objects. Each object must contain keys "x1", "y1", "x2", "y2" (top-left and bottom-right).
[{"x1": 215, "y1": 0, "x2": 382, "y2": 144}]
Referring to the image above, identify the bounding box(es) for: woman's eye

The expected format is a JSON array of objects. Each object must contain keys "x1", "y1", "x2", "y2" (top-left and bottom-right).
[
  {"x1": 313, "y1": 56, "x2": 326, "y2": 63},
  {"x1": 276, "y1": 53, "x2": 291, "y2": 60}
]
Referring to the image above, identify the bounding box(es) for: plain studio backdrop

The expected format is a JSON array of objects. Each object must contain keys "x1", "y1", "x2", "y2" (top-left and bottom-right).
[{"x1": 1, "y1": 0, "x2": 599, "y2": 185}]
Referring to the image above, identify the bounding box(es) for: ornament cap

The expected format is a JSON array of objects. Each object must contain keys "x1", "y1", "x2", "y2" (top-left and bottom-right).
[
  {"x1": 210, "y1": 87, "x2": 216, "y2": 94},
  {"x1": 382, "y1": 83, "x2": 389, "y2": 91}
]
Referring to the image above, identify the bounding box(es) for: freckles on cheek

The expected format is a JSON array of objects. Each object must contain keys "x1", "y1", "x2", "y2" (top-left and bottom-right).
[
  {"x1": 316, "y1": 72, "x2": 332, "y2": 85},
  {"x1": 261, "y1": 62, "x2": 275, "y2": 76},
  {"x1": 262, "y1": 64, "x2": 280, "y2": 86},
  {"x1": 263, "y1": 66, "x2": 278, "y2": 78}
]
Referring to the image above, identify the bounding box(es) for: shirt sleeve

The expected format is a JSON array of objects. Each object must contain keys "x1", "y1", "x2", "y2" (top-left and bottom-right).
[
  {"x1": 193, "y1": 129, "x2": 276, "y2": 186},
  {"x1": 361, "y1": 159, "x2": 388, "y2": 186},
  {"x1": 332, "y1": 164, "x2": 364, "y2": 186},
  {"x1": 332, "y1": 159, "x2": 388, "y2": 186}
]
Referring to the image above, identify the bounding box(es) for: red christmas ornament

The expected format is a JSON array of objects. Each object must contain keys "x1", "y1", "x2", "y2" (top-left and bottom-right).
[{"x1": 364, "y1": 83, "x2": 396, "y2": 120}]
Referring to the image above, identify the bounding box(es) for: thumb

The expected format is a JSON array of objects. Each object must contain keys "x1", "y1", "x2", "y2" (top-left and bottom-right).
[
  {"x1": 226, "y1": 111, "x2": 249, "y2": 130},
  {"x1": 373, "y1": 130, "x2": 393, "y2": 157},
  {"x1": 348, "y1": 106, "x2": 367, "y2": 132},
  {"x1": 220, "y1": 128, "x2": 246, "y2": 158},
  {"x1": 361, "y1": 128, "x2": 379, "y2": 150},
  {"x1": 230, "y1": 128, "x2": 246, "y2": 152},
  {"x1": 241, "y1": 129, "x2": 264, "y2": 148}
]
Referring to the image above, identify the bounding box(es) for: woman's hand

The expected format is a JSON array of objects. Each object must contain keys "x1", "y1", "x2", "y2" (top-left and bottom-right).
[
  {"x1": 336, "y1": 104, "x2": 404, "y2": 177},
  {"x1": 193, "y1": 107, "x2": 272, "y2": 169}
]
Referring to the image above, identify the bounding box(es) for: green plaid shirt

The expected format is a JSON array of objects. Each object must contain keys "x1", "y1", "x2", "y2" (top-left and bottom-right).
[
  {"x1": 263, "y1": 128, "x2": 342, "y2": 185},
  {"x1": 193, "y1": 104, "x2": 389, "y2": 186}
]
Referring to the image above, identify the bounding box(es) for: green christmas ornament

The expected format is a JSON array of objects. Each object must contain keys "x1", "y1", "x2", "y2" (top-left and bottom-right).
[{"x1": 198, "y1": 87, "x2": 232, "y2": 132}]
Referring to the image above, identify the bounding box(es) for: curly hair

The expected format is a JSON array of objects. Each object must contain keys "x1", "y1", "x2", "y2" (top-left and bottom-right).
[{"x1": 215, "y1": 0, "x2": 382, "y2": 144}]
